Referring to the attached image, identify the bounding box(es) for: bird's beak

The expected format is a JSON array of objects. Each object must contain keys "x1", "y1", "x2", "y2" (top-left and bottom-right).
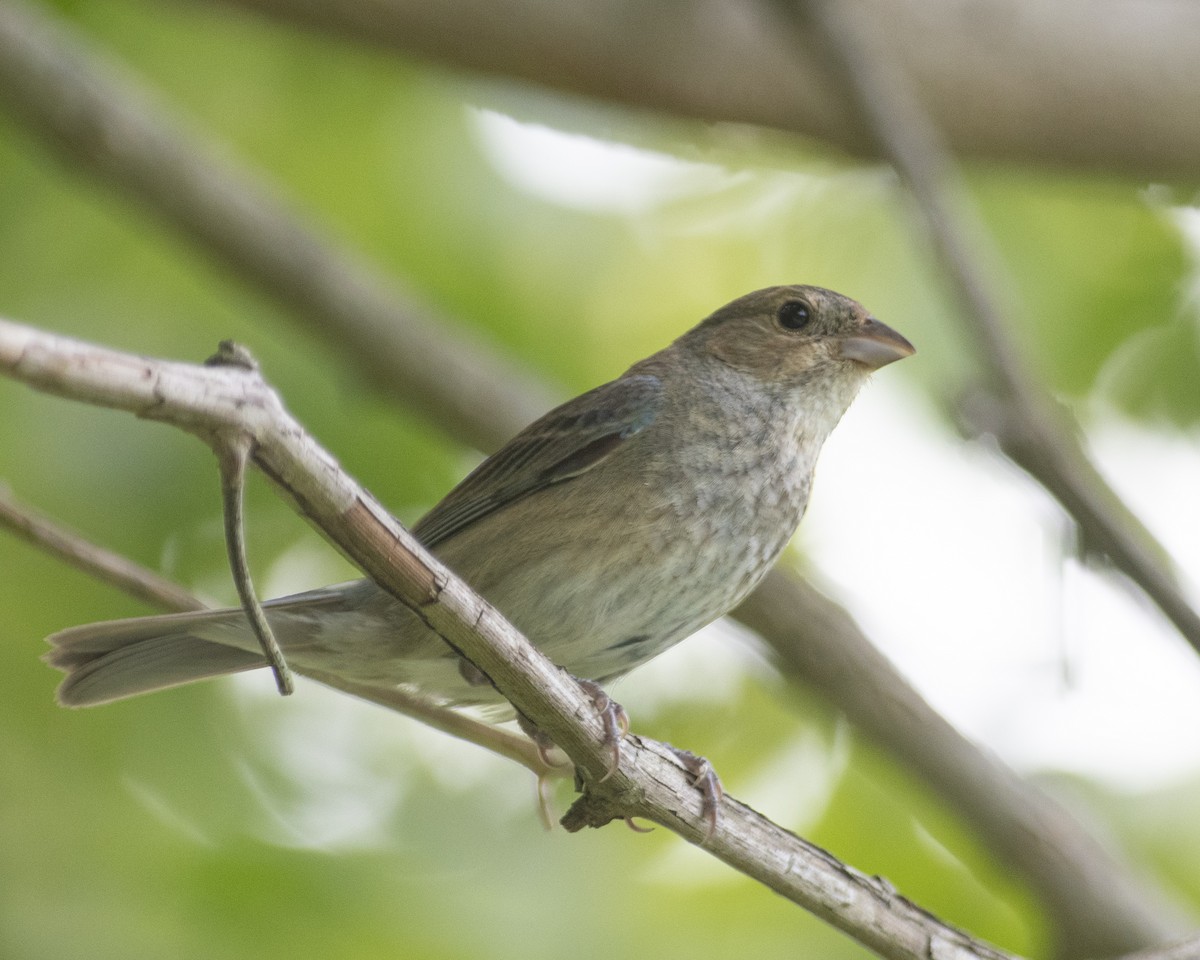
[{"x1": 837, "y1": 318, "x2": 915, "y2": 369}]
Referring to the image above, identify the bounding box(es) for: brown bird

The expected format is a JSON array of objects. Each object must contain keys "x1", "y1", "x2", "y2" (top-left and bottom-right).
[{"x1": 48, "y1": 285, "x2": 913, "y2": 717}]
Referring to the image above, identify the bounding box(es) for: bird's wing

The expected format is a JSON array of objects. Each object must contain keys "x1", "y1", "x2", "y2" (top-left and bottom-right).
[{"x1": 413, "y1": 374, "x2": 663, "y2": 549}]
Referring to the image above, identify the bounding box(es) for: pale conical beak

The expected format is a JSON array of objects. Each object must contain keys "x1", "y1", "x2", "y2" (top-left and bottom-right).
[{"x1": 837, "y1": 317, "x2": 915, "y2": 369}]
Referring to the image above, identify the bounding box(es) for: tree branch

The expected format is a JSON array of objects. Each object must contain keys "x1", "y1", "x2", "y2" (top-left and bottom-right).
[
  {"x1": 0, "y1": 0, "x2": 556, "y2": 455},
  {"x1": 212, "y1": 0, "x2": 1200, "y2": 182},
  {"x1": 0, "y1": 2, "x2": 1177, "y2": 951},
  {"x1": 0, "y1": 482, "x2": 206, "y2": 613},
  {"x1": 0, "y1": 315, "x2": 1029, "y2": 960}
]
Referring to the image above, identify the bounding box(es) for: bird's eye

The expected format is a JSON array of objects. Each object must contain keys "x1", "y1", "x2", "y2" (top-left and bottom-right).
[{"x1": 777, "y1": 300, "x2": 812, "y2": 331}]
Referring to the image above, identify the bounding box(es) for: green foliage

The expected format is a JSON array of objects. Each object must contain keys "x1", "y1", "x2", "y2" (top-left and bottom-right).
[
  {"x1": 2, "y1": 2, "x2": 1198, "y2": 959},
  {"x1": 974, "y1": 172, "x2": 1195, "y2": 414}
]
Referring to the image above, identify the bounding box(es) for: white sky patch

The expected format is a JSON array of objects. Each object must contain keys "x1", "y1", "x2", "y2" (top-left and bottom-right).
[
  {"x1": 804, "y1": 380, "x2": 1200, "y2": 790},
  {"x1": 1165, "y1": 201, "x2": 1200, "y2": 304},
  {"x1": 470, "y1": 108, "x2": 732, "y2": 214}
]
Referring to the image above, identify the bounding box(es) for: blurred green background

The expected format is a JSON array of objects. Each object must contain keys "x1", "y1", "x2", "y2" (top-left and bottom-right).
[{"x1": 2, "y1": 2, "x2": 1199, "y2": 958}]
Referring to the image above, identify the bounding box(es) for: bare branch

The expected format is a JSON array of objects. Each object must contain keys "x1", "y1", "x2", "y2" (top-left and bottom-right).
[
  {"x1": 0, "y1": 1, "x2": 1179, "y2": 950},
  {"x1": 213, "y1": 0, "x2": 1200, "y2": 181},
  {"x1": 0, "y1": 484, "x2": 206, "y2": 613},
  {"x1": 0, "y1": 316, "x2": 1029, "y2": 960}
]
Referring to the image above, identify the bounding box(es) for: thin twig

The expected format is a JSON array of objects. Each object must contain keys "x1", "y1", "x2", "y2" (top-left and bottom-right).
[
  {"x1": 0, "y1": 316, "x2": 1028, "y2": 960},
  {"x1": 216, "y1": 432, "x2": 294, "y2": 696},
  {"x1": 298, "y1": 668, "x2": 549, "y2": 775},
  {"x1": 207, "y1": 340, "x2": 294, "y2": 696}
]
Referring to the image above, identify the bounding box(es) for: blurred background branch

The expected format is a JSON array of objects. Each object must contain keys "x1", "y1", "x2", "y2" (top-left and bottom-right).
[
  {"x1": 0, "y1": 482, "x2": 207, "y2": 613},
  {"x1": 0, "y1": 0, "x2": 555, "y2": 453},
  {"x1": 216, "y1": 0, "x2": 1200, "y2": 181}
]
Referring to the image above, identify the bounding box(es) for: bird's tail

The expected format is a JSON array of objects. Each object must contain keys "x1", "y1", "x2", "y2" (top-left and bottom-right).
[{"x1": 46, "y1": 608, "x2": 269, "y2": 707}]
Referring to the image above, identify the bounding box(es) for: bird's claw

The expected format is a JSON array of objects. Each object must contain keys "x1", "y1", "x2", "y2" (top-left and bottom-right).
[
  {"x1": 534, "y1": 770, "x2": 557, "y2": 831},
  {"x1": 517, "y1": 684, "x2": 719, "y2": 838},
  {"x1": 575, "y1": 677, "x2": 629, "y2": 780},
  {"x1": 528, "y1": 727, "x2": 564, "y2": 768},
  {"x1": 515, "y1": 676, "x2": 628, "y2": 781},
  {"x1": 666, "y1": 745, "x2": 723, "y2": 840}
]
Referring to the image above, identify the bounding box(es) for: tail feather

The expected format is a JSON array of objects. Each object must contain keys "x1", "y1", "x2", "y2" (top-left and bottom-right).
[
  {"x1": 53, "y1": 636, "x2": 265, "y2": 707},
  {"x1": 45, "y1": 586, "x2": 360, "y2": 706},
  {"x1": 46, "y1": 609, "x2": 266, "y2": 707}
]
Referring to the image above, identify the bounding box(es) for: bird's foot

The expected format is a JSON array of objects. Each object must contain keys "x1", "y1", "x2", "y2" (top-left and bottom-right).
[
  {"x1": 522, "y1": 723, "x2": 563, "y2": 769},
  {"x1": 574, "y1": 677, "x2": 629, "y2": 780},
  {"x1": 516, "y1": 681, "x2": 719, "y2": 838},
  {"x1": 516, "y1": 676, "x2": 629, "y2": 780},
  {"x1": 664, "y1": 744, "x2": 723, "y2": 840}
]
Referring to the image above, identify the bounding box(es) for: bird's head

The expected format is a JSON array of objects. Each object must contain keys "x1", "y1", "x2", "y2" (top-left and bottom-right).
[{"x1": 686, "y1": 285, "x2": 914, "y2": 390}]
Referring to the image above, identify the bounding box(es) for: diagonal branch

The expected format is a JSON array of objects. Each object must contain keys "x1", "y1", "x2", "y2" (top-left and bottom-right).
[
  {"x1": 0, "y1": 315, "x2": 1026, "y2": 960},
  {"x1": 0, "y1": 2, "x2": 1176, "y2": 951},
  {"x1": 0, "y1": 0, "x2": 555, "y2": 454},
  {"x1": 0, "y1": 483, "x2": 207, "y2": 613}
]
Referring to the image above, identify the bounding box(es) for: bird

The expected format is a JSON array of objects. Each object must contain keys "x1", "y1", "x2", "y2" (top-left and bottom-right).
[{"x1": 46, "y1": 285, "x2": 913, "y2": 720}]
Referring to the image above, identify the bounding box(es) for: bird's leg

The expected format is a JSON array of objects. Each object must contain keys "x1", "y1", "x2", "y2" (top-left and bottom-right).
[
  {"x1": 515, "y1": 676, "x2": 629, "y2": 780},
  {"x1": 512, "y1": 675, "x2": 720, "y2": 836},
  {"x1": 456, "y1": 656, "x2": 491, "y2": 688},
  {"x1": 458, "y1": 655, "x2": 626, "y2": 776},
  {"x1": 516, "y1": 712, "x2": 565, "y2": 768},
  {"x1": 574, "y1": 677, "x2": 629, "y2": 780}
]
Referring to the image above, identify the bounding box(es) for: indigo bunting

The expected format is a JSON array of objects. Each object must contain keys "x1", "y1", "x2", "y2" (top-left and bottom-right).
[{"x1": 48, "y1": 285, "x2": 912, "y2": 710}]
